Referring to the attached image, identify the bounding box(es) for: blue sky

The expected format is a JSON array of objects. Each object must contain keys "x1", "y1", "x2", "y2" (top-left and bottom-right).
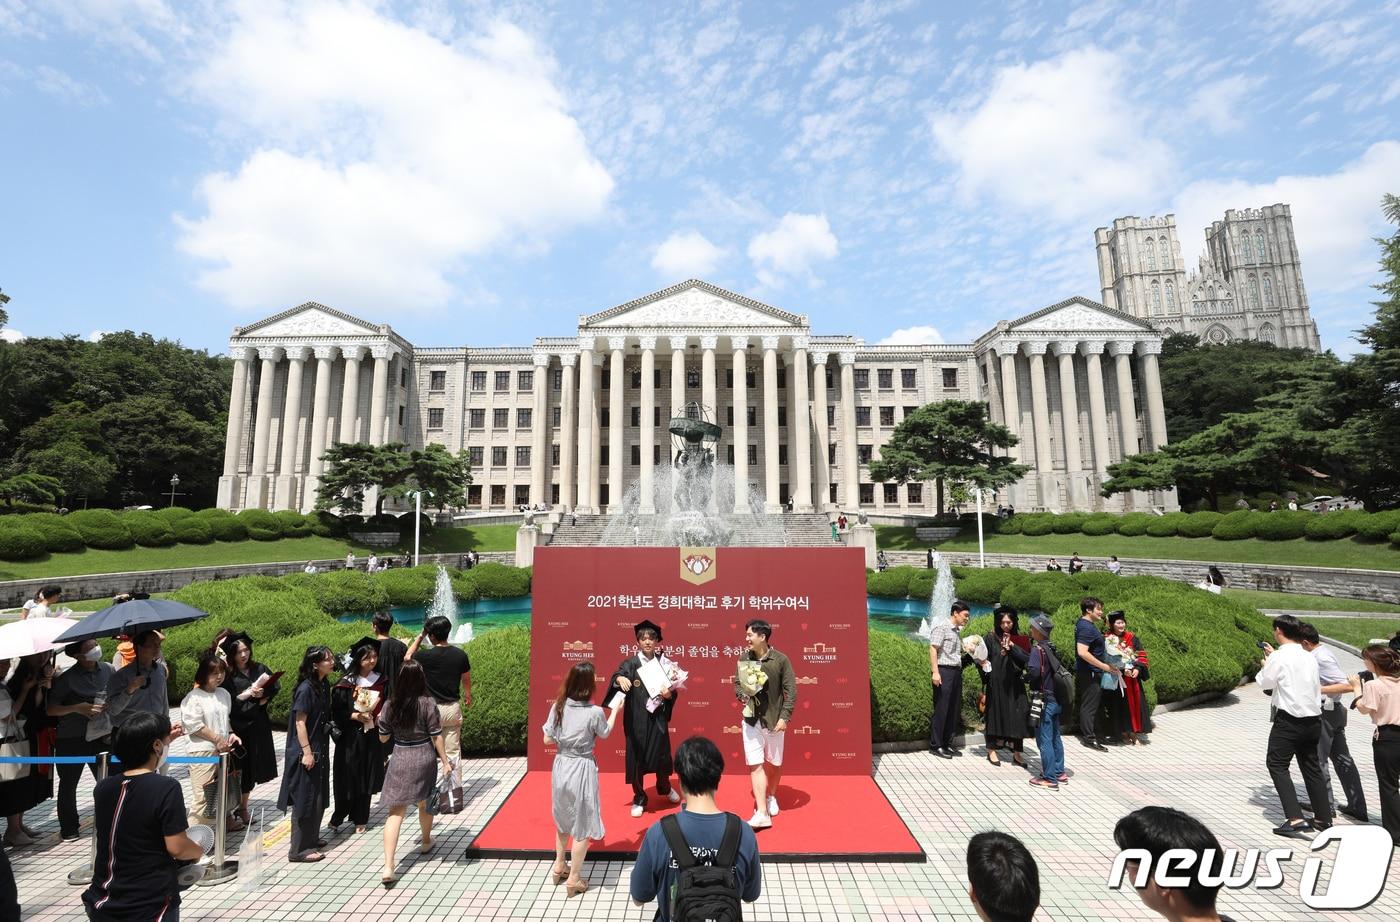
[{"x1": 2, "y1": 0, "x2": 1398, "y2": 357}]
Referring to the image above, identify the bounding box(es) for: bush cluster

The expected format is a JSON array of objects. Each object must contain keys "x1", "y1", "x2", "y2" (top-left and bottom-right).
[{"x1": 993, "y1": 508, "x2": 1399, "y2": 545}]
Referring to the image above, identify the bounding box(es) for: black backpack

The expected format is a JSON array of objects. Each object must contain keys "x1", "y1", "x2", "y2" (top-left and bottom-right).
[
  {"x1": 1035, "y1": 642, "x2": 1074, "y2": 709},
  {"x1": 661, "y1": 813, "x2": 744, "y2": 922}
]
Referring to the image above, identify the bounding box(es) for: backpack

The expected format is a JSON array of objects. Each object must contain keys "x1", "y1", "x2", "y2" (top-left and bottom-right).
[
  {"x1": 1033, "y1": 642, "x2": 1074, "y2": 709},
  {"x1": 661, "y1": 813, "x2": 744, "y2": 922}
]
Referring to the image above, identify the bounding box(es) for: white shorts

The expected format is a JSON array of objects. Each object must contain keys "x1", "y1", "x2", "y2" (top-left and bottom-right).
[{"x1": 742, "y1": 721, "x2": 785, "y2": 767}]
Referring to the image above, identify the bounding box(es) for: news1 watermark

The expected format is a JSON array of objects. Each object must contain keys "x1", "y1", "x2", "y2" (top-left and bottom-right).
[{"x1": 1108, "y1": 826, "x2": 1395, "y2": 911}]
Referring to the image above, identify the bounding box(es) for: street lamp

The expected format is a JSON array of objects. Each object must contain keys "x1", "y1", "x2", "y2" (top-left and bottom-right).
[
  {"x1": 168, "y1": 474, "x2": 181, "y2": 508},
  {"x1": 410, "y1": 490, "x2": 433, "y2": 566}
]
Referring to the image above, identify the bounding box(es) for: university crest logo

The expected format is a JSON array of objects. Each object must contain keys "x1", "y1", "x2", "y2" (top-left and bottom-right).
[{"x1": 679, "y1": 547, "x2": 717, "y2": 585}]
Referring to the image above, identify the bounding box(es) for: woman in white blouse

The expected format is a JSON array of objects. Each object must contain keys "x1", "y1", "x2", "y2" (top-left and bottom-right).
[{"x1": 179, "y1": 651, "x2": 242, "y2": 830}]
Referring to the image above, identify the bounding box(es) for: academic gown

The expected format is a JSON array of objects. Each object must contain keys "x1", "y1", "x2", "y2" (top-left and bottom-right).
[
  {"x1": 1102, "y1": 632, "x2": 1151, "y2": 736},
  {"x1": 608, "y1": 654, "x2": 677, "y2": 784},
  {"x1": 978, "y1": 632, "x2": 1031, "y2": 742}
]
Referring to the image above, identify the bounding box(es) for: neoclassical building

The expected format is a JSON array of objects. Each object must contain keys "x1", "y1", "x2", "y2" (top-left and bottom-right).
[{"x1": 217, "y1": 280, "x2": 1178, "y2": 517}]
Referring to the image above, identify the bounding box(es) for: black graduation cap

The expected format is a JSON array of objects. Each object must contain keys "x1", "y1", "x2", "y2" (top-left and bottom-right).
[
  {"x1": 219, "y1": 631, "x2": 254, "y2": 657},
  {"x1": 633, "y1": 619, "x2": 664, "y2": 641}
]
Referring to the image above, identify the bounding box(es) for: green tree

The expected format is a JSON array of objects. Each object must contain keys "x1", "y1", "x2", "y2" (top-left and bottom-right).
[
  {"x1": 24, "y1": 444, "x2": 117, "y2": 504},
  {"x1": 317, "y1": 443, "x2": 472, "y2": 515},
  {"x1": 314, "y1": 443, "x2": 387, "y2": 515},
  {"x1": 0, "y1": 472, "x2": 62, "y2": 505},
  {"x1": 868, "y1": 400, "x2": 1028, "y2": 514},
  {"x1": 381, "y1": 443, "x2": 474, "y2": 509}
]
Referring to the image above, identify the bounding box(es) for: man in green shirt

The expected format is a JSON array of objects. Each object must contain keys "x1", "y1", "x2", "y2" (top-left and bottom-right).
[{"x1": 734, "y1": 619, "x2": 796, "y2": 829}]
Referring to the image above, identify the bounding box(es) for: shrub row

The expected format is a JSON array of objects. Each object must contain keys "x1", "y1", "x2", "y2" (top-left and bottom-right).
[
  {"x1": 0, "y1": 506, "x2": 412, "y2": 560},
  {"x1": 998, "y1": 508, "x2": 1400, "y2": 545}
]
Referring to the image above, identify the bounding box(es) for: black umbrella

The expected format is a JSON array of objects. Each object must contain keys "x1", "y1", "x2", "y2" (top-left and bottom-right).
[{"x1": 53, "y1": 598, "x2": 210, "y2": 644}]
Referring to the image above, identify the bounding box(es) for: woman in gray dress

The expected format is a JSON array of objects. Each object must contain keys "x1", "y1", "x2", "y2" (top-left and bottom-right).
[
  {"x1": 543, "y1": 661, "x2": 621, "y2": 897},
  {"x1": 376, "y1": 660, "x2": 452, "y2": 887}
]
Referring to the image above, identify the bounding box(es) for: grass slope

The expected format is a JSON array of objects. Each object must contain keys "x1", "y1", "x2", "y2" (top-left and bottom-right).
[
  {"x1": 1308, "y1": 616, "x2": 1400, "y2": 650},
  {"x1": 1221, "y1": 588, "x2": 1400, "y2": 614}
]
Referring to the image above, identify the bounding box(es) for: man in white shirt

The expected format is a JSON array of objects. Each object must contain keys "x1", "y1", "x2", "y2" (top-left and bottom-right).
[
  {"x1": 1258, "y1": 615, "x2": 1332, "y2": 836},
  {"x1": 1299, "y1": 623, "x2": 1369, "y2": 822},
  {"x1": 1107, "y1": 556, "x2": 1122, "y2": 576}
]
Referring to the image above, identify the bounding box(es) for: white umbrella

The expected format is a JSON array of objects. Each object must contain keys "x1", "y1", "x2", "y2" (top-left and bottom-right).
[{"x1": 0, "y1": 617, "x2": 80, "y2": 659}]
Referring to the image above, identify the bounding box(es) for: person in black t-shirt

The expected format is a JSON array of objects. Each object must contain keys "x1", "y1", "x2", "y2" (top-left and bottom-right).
[
  {"x1": 408, "y1": 616, "x2": 471, "y2": 771},
  {"x1": 83, "y1": 712, "x2": 205, "y2": 922},
  {"x1": 1112, "y1": 806, "x2": 1238, "y2": 922},
  {"x1": 372, "y1": 611, "x2": 408, "y2": 701}
]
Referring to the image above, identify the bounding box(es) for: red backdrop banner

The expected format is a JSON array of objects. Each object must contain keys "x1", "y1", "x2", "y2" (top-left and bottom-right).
[{"x1": 528, "y1": 545, "x2": 872, "y2": 776}]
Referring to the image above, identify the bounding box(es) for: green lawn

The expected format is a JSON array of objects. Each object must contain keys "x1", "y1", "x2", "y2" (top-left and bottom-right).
[
  {"x1": 1308, "y1": 616, "x2": 1400, "y2": 650},
  {"x1": 1221, "y1": 588, "x2": 1400, "y2": 614},
  {"x1": 0, "y1": 524, "x2": 518, "y2": 581},
  {"x1": 876, "y1": 526, "x2": 1400, "y2": 571}
]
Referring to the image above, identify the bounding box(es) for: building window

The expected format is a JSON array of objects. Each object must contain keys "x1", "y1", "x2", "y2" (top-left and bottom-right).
[
  {"x1": 1262, "y1": 274, "x2": 1273, "y2": 307},
  {"x1": 551, "y1": 483, "x2": 560, "y2": 504},
  {"x1": 631, "y1": 406, "x2": 641, "y2": 427},
  {"x1": 551, "y1": 443, "x2": 560, "y2": 465},
  {"x1": 600, "y1": 408, "x2": 609, "y2": 427},
  {"x1": 655, "y1": 407, "x2": 662, "y2": 426},
  {"x1": 1165, "y1": 279, "x2": 1176, "y2": 310},
  {"x1": 468, "y1": 446, "x2": 483, "y2": 466},
  {"x1": 778, "y1": 407, "x2": 787, "y2": 427},
  {"x1": 901, "y1": 368, "x2": 917, "y2": 389},
  {"x1": 878, "y1": 369, "x2": 893, "y2": 389},
  {"x1": 777, "y1": 368, "x2": 786, "y2": 388},
  {"x1": 429, "y1": 370, "x2": 446, "y2": 391},
  {"x1": 747, "y1": 407, "x2": 756, "y2": 426},
  {"x1": 828, "y1": 444, "x2": 836, "y2": 464},
  {"x1": 631, "y1": 369, "x2": 642, "y2": 389},
  {"x1": 825, "y1": 367, "x2": 834, "y2": 389},
  {"x1": 600, "y1": 445, "x2": 609, "y2": 465},
  {"x1": 1145, "y1": 237, "x2": 1156, "y2": 269},
  {"x1": 879, "y1": 406, "x2": 895, "y2": 426},
  {"x1": 491, "y1": 447, "x2": 507, "y2": 467},
  {"x1": 469, "y1": 409, "x2": 485, "y2": 428},
  {"x1": 686, "y1": 367, "x2": 700, "y2": 388},
  {"x1": 494, "y1": 371, "x2": 510, "y2": 392},
  {"x1": 514, "y1": 485, "x2": 528, "y2": 507},
  {"x1": 942, "y1": 368, "x2": 958, "y2": 389},
  {"x1": 471, "y1": 371, "x2": 487, "y2": 390},
  {"x1": 654, "y1": 445, "x2": 662, "y2": 464},
  {"x1": 1255, "y1": 230, "x2": 1266, "y2": 262},
  {"x1": 601, "y1": 368, "x2": 609, "y2": 389},
  {"x1": 518, "y1": 370, "x2": 533, "y2": 391},
  {"x1": 1249, "y1": 275, "x2": 1261, "y2": 310},
  {"x1": 397, "y1": 406, "x2": 404, "y2": 425},
  {"x1": 854, "y1": 368, "x2": 869, "y2": 389},
  {"x1": 427, "y1": 408, "x2": 444, "y2": 429},
  {"x1": 726, "y1": 445, "x2": 734, "y2": 464},
  {"x1": 830, "y1": 483, "x2": 838, "y2": 504},
  {"x1": 517, "y1": 408, "x2": 531, "y2": 429},
  {"x1": 493, "y1": 408, "x2": 509, "y2": 428},
  {"x1": 631, "y1": 445, "x2": 640, "y2": 465},
  {"x1": 859, "y1": 483, "x2": 874, "y2": 504},
  {"x1": 883, "y1": 483, "x2": 898, "y2": 504},
  {"x1": 468, "y1": 484, "x2": 482, "y2": 506},
  {"x1": 778, "y1": 445, "x2": 788, "y2": 464},
  {"x1": 400, "y1": 368, "x2": 408, "y2": 388},
  {"x1": 550, "y1": 368, "x2": 562, "y2": 390},
  {"x1": 747, "y1": 445, "x2": 758, "y2": 465},
  {"x1": 857, "y1": 444, "x2": 872, "y2": 463},
  {"x1": 516, "y1": 446, "x2": 530, "y2": 467},
  {"x1": 907, "y1": 483, "x2": 922, "y2": 504},
  {"x1": 1152, "y1": 280, "x2": 1162, "y2": 314},
  {"x1": 827, "y1": 406, "x2": 835, "y2": 427},
  {"x1": 490, "y1": 484, "x2": 505, "y2": 506},
  {"x1": 903, "y1": 405, "x2": 918, "y2": 419},
  {"x1": 551, "y1": 406, "x2": 561, "y2": 427},
  {"x1": 726, "y1": 407, "x2": 733, "y2": 426},
  {"x1": 856, "y1": 406, "x2": 871, "y2": 426}
]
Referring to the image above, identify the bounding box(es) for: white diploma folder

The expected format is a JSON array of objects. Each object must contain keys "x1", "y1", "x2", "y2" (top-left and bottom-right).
[
  {"x1": 608, "y1": 691, "x2": 626, "y2": 710},
  {"x1": 637, "y1": 657, "x2": 670, "y2": 698}
]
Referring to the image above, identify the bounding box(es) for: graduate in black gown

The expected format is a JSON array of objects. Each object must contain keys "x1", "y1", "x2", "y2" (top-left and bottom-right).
[
  {"x1": 608, "y1": 620, "x2": 679, "y2": 817},
  {"x1": 329, "y1": 637, "x2": 387, "y2": 832},
  {"x1": 978, "y1": 605, "x2": 1032, "y2": 767}
]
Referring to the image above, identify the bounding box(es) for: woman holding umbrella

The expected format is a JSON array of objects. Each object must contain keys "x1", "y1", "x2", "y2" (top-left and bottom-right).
[
  {"x1": 219, "y1": 631, "x2": 280, "y2": 827},
  {"x1": 279, "y1": 645, "x2": 335, "y2": 862},
  {"x1": 330, "y1": 637, "x2": 387, "y2": 834}
]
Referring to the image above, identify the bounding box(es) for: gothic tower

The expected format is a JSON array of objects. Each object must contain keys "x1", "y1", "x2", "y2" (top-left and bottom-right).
[
  {"x1": 1093, "y1": 215, "x2": 1189, "y2": 330},
  {"x1": 1203, "y1": 204, "x2": 1321, "y2": 350}
]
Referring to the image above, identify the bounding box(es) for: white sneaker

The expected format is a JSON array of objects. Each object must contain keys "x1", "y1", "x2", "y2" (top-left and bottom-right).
[
  {"x1": 630, "y1": 804, "x2": 644, "y2": 818},
  {"x1": 747, "y1": 811, "x2": 772, "y2": 829},
  {"x1": 767, "y1": 795, "x2": 779, "y2": 816},
  {"x1": 666, "y1": 790, "x2": 681, "y2": 804}
]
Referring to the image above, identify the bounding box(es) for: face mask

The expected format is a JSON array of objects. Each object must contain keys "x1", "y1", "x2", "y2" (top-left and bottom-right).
[{"x1": 85, "y1": 646, "x2": 104, "y2": 663}]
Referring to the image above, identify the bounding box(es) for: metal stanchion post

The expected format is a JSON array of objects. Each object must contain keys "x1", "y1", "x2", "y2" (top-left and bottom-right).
[
  {"x1": 67, "y1": 753, "x2": 107, "y2": 886},
  {"x1": 199, "y1": 752, "x2": 238, "y2": 885}
]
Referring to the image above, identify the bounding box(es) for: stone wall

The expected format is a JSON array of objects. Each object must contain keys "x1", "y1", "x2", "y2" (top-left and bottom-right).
[
  {"x1": 1, "y1": 552, "x2": 515, "y2": 608},
  {"x1": 885, "y1": 550, "x2": 1400, "y2": 605}
]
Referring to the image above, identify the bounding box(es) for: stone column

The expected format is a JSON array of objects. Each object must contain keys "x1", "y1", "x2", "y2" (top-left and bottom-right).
[
  {"x1": 590, "y1": 353, "x2": 603, "y2": 512},
  {"x1": 1109, "y1": 342, "x2": 1140, "y2": 460},
  {"x1": 337, "y1": 347, "x2": 365, "y2": 444},
  {"x1": 701, "y1": 335, "x2": 717, "y2": 417},
  {"x1": 368, "y1": 348, "x2": 391, "y2": 445},
  {"x1": 792, "y1": 340, "x2": 812, "y2": 512},
  {"x1": 1080, "y1": 342, "x2": 1112, "y2": 502},
  {"x1": 559, "y1": 354, "x2": 578, "y2": 510},
  {"x1": 576, "y1": 344, "x2": 595, "y2": 514},
  {"x1": 997, "y1": 348, "x2": 1024, "y2": 508},
  {"x1": 1139, "y1": 343, "x2": 1168, "y2": 450},
  {"x1": 639, "y1": 337, "x2": 657, "y2": 515},
  {"x1": 810, "y1": 351, "x2": 831, "y2": 512},
  {"x1": 839, "y1": 351, "x2": 859, "y2": 511},
  {"x1": 607, "y1": 337, "x2": 626, "y2": 513},
  {"x1": 217, "y1": 348, "x2": 253, "y2": 508},
  {"x1": 730, "y1": 337, "x2": 749, "y2": 512},
  {"x1": 1023, "y1": 341, "x2": 1057, "y2": 510},
  {"x1": 246, "y1": 347, "x2": 283, "y2": 510},
  {"x1": 274, "y1": 347, "x2": 309, "y2": 509},
  {"x1": 670, "y1": 337, "x2": 686, "y2": 416},
  {"x1": 302, "y1": 345, "x2": 338, "y2": 512},
  {"x1": 1053, "y1": 341, "x2": 1087, "y2": 510},
  {"x1": 762, "y1": 335, "x2": 781, "y2": 513},
  {"x1": 529, "y1": 352, "x2": 551, "y2": 506}
]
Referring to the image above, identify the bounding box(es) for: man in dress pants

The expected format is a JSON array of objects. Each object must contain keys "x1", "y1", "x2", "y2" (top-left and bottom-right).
[
  {"x1": 1259, "y1": 615, "x2": 1333, "y2": 836},
  {"x1": 929, "y1": 601, "x2": 971, "y2": 758},
  {"x1": 1300, "y1": 623, "x2": 1368, "y2": 821}
]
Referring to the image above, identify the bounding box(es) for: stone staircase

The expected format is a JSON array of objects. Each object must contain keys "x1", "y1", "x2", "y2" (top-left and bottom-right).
[{"x1": 548, "y1": 512, "x2": 838, "y2": 548}]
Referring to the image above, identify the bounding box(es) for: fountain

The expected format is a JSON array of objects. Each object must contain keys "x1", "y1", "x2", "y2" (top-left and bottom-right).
[
  {"x1": 599, "y1": 401, "x2": 764, "y2": 547},
  {"x1": 917, "y1": 552, "x2": 955, "y2": 641},
  {"x1": 427, "y1": 564, "x2": 473, "y2": 644}
]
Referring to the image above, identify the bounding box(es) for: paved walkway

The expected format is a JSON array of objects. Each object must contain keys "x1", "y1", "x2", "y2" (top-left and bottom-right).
[{"x1": 12, "y1": 646, "x2": 1400, "y2": 921}]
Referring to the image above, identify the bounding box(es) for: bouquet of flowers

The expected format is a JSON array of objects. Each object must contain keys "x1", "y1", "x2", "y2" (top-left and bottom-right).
[
  {"x1": 962, "y1": 635, "x2": 991, "y2": 672},
  {"x1": 645, "y1": 656, "x2": 690, "y2": 714},
  {"x1": 1102, "y1": 636, "x2": 1127, "y2": 693},
  {"x1": 353, "y1": 687, "x2": 380, "y2": 731},
  {"x1": 736, "y1": 660, "x2": 768, "y2": 719}
]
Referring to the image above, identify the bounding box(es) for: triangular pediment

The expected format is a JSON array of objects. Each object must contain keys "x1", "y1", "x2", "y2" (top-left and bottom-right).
[
  {"x1": 583, "y1": 280, "x2": 805, "y2": 329},
  {"x1": 1006, "y1": 296, "x2": 1155, "y2": 334},
  {"x1": 236, "y1": 302, "x2": 382, "y2": 338}
]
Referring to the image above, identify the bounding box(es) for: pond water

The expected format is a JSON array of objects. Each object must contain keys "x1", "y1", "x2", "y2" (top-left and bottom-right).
[{"x1": 344, "y1": 597, "x2": 997, "y2": 643}]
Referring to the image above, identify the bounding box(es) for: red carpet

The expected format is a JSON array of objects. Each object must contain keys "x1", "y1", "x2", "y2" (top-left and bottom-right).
[{"x1": 465, "y1": 772, "x2": 924, "y2": 862}]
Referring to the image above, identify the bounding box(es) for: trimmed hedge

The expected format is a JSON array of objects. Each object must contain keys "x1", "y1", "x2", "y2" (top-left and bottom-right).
[
  {"x1": 1211, "y1": 510, "x2": 1258, "y2": 540},
  {"x1": 1305, "y1": 509, "x2": 1364, "y2": 540},
  {"x1": 975, "y1": 508, "x2": 1400, "y2": 546},
  {"x1": 869, "y1": 630, "x2": 932, "y2": 742},
  {"x1": 65, "y1": 509, "x2": 134, "y2": 549},
  {"x1": 171, "y1": 516, "x2": 215, "y2": 544},
  {"x1": 236, "y1": 508, "x2": 284, "y2": 541},
  {"x1": 1357, "y1": 510, "x2": 1400, "y2": 541},
  {"x1": 1253, "y1": 510, "x2": 1310, "y2": 541},
  {"x1": 23, "y1": 512, "x2": 86, "y2": 553},
  {"x1": 194, "y1": 508, "x2": 249, "y2": 542},
  {"x1": 273, "y1": 509, "x2": 314, "y2": 538},
  {"x1": 1081, "y1": 514, "x2": 1119, "y2": 536},
  {"x1": 123, "y1": 511, "x2": 178, "y2": 547},
  {"x1": 0, "y1": 519, "x2": 49, "y2": 560},
  {"x1": 1144, "y1": 512, "x2": 1188, "y2": 537},
  {"x1": 1178, "y1": 511, "x2": 1223, "y2": 538},
  {"x1": 460, "y1": 626, "x2": 530, "y2": 755},
  {"x1": 1115, "y1": 512, "x2": 1153, "y2": 536}
]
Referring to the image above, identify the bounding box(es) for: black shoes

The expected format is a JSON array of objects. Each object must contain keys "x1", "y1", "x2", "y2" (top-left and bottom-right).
[
  {"x1": 1079, "y1": 737, "x2": 1109, "y2": 752},
  {"x1": 1273, "y1": 820, "x2": 1313, "y2": 838},
  {"x1": 932, "y1": 747, "x2": 955, "y2": 759},
  {"x1": 1339, "y1": 805, "x2": 1369, "y2": 822}
]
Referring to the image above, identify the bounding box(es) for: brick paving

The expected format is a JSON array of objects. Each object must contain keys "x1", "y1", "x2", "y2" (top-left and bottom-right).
[{"x1": 10, "y1": 644, "x2": 1400, "y2": 921}]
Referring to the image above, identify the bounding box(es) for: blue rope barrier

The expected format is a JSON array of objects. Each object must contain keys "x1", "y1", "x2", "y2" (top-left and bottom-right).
[{"x1": 0, "y1": 755, "x2": 221, "y2": 765}]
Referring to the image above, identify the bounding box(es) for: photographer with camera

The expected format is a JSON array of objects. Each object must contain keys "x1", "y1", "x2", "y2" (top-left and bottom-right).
[{"x1": 1350, "y1": 644, "x2": 1400, "y2": 846}]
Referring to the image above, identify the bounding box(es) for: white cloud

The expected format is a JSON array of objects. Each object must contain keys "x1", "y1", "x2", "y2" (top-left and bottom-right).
[
  {"x1": 877, "y1": 324, "x2": 944, "y2": 345},
  {"x1": 747, "y1": 213, "x2": 839, "y2": 288},
  {"x1": 1174, "y1": 141, "x2": 1400, "y2": 295},
  {"x1": 0, "y1": 328, "x2": 25, "y2": 343},
  {"x1": 31, "y1": 64, "x2": 108, "y2": 105},
  {"x1": 87, "y1": 329, "x2": 112, "y2": 341},
  {"x1": 930, "y1": 48, "x2": 1174, "y2": 223},
  {"x1": 1301, "y1": 82, "x2": 1341, "y2": 105},
  {"x1": 1294, "y1": 18, "x2": 1368, "y2": 64},
  {"x1": 43, "y1": 0, "x2": 183, "y2": 60},
  {"x1": 651, "y1": 231, "x2": 725, "y2": 279},
  {"x1": 176, "y1": 4, "x2": 613, "y2": 314},
  {"x1": 1187, "y1": 75, "x2": 1261, "y2": 134}
]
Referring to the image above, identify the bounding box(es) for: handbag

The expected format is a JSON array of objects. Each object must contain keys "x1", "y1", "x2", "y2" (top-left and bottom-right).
[
  {"x1": 0, "y1": 715, "x2": 30, "y2": 783},
  {"x1": 428, "y1": 761, "x2": 465, "y2": 816}
]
